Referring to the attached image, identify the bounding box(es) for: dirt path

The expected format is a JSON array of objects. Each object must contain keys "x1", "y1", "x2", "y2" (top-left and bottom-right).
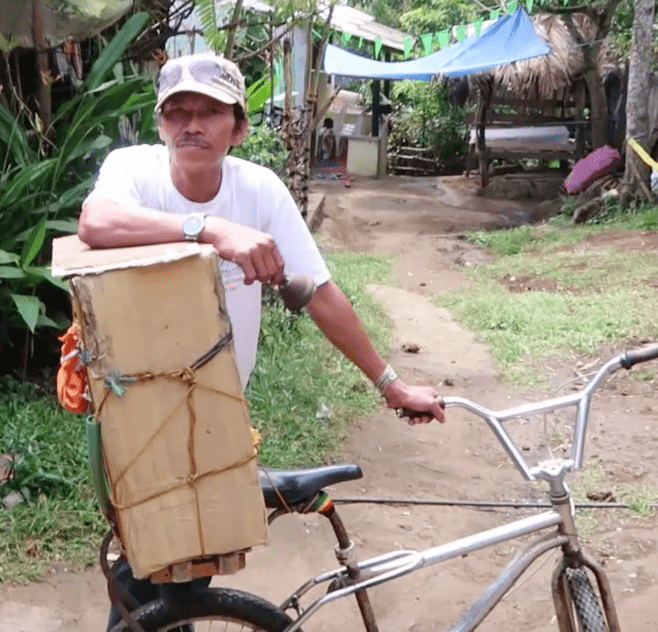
[{"x1": 1, "y1": 174, "x2": 657, "y2": 631}]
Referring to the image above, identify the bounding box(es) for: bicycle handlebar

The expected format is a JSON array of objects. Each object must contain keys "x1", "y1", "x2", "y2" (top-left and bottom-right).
[
  {"x1": 620, "y1": 343, "x2": 658, "y2": 369},
  {"x1": 397, "y1": 344, "x2": 658, "y2": 479}
]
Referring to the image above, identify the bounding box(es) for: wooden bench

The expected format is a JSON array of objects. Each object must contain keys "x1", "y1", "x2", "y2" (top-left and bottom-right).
[{"x1": 465, "y1": 96, "x2": 590, "y2": 186}]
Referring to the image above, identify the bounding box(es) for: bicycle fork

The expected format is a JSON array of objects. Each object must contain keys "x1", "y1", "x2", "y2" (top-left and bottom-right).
[{"x1": 537, "y1": 460, "x2": 622, "y2": 632}]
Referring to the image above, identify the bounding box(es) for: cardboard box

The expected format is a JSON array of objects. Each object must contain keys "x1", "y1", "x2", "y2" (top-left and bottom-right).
[{"x1": 52, "y1": 236, "x2": 267, "y2": 580}]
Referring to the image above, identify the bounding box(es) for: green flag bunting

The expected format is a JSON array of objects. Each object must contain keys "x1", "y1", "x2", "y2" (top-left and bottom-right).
[
  {"x1": 526, "y1": 0, "x2": 534, "y2": 13},
  {"x1": 456, "y1": 24, "x2": 466, "y2": 42},
  {"x1": 438, "y1": 29, "x2": 450, "y2": 49},
  {"x1": 474, "y1": 17, "x2": 484, "y2": 36},
  {"x1": 403, "y1": 36, "x2": 413, "y2": 56},
  {"x1": 374, "y1": 36, "x2": 382, "y2": 58},
  {"x1": 506, "y1": 0, "x2": 518, "y2": 13},
  {"x1": 340, "y1": 31, "x2": 352, "y2": 45},
  {"x1": 421, "y1": 33, "x2": 433, "y2": 55},
  {"x1": 489, "y1": 9, "x2": 501, "y2": 20}
]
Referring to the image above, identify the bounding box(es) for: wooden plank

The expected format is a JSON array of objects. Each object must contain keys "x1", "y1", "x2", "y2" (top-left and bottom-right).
[
  {"x1": 485, "y1": 149, "x2": 576, "y2": 160},
  {"x1": 396, "y1": 147, "x2": 435, "y2": 156},
  {"x1": 392, "y1": 155, "x2": 437, "y2": 165},
  {"x1": 391, "y1": 165, "x2": 437, "y2": 175},
  {"x1": 490, "y1": 96, "x2": 578, "y2": 109},
  {"x1": 465, "y1": 112, "x2": 589, "y2": 128}
]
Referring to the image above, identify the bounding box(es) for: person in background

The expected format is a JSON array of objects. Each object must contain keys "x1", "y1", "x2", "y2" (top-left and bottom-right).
[{"x1": 317, "y1": 117, "x2": 336, "y2": 162}]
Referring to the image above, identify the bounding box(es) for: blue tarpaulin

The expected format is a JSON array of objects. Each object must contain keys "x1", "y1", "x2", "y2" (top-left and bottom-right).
[{"x1": 323, "y1": 9, "x2": 550, "y2": 80}]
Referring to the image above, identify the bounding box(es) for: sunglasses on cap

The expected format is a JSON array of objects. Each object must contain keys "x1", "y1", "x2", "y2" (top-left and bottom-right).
[{"x1": 155, "y1": 59, "x2": 243, "y2": 101}]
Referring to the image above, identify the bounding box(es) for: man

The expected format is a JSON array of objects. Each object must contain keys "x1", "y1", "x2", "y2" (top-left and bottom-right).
[{"x1": 78, "y1": 52, "x2": 444, "y2": 629}]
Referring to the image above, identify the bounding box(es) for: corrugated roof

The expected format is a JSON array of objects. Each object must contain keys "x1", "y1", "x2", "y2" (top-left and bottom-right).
[{"x1": 319, "y1": 4, "x2": 406, "y2": 51}]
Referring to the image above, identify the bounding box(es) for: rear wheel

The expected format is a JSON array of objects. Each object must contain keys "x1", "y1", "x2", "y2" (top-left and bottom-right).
[
  {"x1": 109, "y1": 587, "x2": 297, "y2": 632},
  {"x1": 565, "y1": 567, "x2": 609, "y2": 632}
]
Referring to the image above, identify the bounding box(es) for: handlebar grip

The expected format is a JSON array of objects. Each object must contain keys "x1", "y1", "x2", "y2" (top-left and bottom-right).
[
  {"x1": 278, "y1": 274, "x2": 315, "y2": 312},
  {"x1": 620, "y1": 344, "x2": 658, "y2": 369},
  {"x1": 396, "y1": 397, "x2": 445, "y2": 419}
]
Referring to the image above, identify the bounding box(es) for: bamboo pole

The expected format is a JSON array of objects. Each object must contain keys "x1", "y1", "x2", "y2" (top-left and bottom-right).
[
  {"x1": 224, "y1": 0, "x2": 244, "y2": 58},
  {"x1": 31, "y1": 0, "x2": 51, "y2": 131}
]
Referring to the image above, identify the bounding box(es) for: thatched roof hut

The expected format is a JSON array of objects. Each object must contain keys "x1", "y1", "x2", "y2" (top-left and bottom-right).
[{"x1": 475, "y1": 12, "x2": 617, "y2": 100}]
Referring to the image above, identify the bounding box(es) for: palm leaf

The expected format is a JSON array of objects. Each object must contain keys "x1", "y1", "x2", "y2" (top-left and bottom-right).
[
  {"x1": 196, "y1": 0, "x2": 226, "y2": 53},
  {"x1": 20, "y1": 219, "x2": 47, "y2": 268},
  {"x1": 84, "y1": 12, "x2": 151, "y2": 91},
  {"x1": 0, "y1": 104, "x2": 32, "y2": 167}
]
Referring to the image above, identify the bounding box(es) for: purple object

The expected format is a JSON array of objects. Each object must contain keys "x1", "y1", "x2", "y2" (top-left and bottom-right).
[{"x1": 564, "y1": 146, "x2": 621, "y2": 194}]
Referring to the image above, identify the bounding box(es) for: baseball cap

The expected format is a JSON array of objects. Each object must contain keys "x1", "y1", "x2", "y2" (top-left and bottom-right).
[{"x1": 154, "y1": 52, "x2": 246, "y2": 112}]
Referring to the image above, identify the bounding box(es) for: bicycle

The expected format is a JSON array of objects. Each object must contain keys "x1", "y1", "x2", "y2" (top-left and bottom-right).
[{"x1": 105, "y1": 343, "x2": 658, "y2": 632}]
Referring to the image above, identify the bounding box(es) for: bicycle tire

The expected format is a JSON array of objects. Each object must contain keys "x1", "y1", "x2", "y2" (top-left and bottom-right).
[
  {"x1": 109, "y1": 587, "x2": 298, "y2": 632},
  {"x1": 565, "y1": 567, "x2": 610, "y2": 632}
]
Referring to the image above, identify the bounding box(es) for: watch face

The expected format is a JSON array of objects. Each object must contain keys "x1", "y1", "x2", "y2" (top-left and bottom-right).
[{"x1": 183, "y1": 215, "x2": 204, "y2": 237}]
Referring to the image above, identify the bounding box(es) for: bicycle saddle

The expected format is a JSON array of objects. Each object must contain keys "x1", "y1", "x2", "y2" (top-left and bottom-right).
[{"x1": 259, "y1": 463, "x2": 363, "y2": 508}]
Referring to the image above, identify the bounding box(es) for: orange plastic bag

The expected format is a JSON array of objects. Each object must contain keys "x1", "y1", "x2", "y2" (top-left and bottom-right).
[{"x1": 56, "y1": 324, "x2": 88, "y2": 414}]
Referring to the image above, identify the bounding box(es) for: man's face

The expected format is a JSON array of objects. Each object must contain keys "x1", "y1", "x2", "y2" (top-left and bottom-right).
[{"x1": 157, "y1": 92, "x2": 246, "y2": 170}]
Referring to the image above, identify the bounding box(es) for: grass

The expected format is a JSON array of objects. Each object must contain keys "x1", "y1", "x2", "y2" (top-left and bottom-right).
[
  {"x1": 446, "y1": 204, "x2": 658, "y2": 542},
  {"x1": 617, "y1": 484, "x2": 658, "y2": 517},
  {"x1": 0, "y1": 378, "x2": 106, "y2": 583},
  {"x1": 248, "y1": 251, "x2": 394, "y2": 468},
  {"x1": 0, "y1": 251, "x2": 394, "y2": 583},
  {"x1": 469, "y1": 201, "x2": 658, "y2": 257},
  {"x1": 436, "y1": 204, "x2": 658, "y2": 382}
]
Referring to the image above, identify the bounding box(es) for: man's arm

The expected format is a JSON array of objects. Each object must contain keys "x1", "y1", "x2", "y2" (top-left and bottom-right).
[
  {"x1": 79, "y1": 197, "x2": 285, "y2": 285},
  {"x1": 307, "y1": 280, "x2": 445, "y2": 424}
]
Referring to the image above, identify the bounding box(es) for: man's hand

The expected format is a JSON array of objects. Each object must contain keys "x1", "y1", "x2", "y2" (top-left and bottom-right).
[
  {"x1": 382, "y1": 380, "x2": 445, "y2": 425},
  {"x1": 205, "y1": 217, "x2": 285, "y2": 285}
]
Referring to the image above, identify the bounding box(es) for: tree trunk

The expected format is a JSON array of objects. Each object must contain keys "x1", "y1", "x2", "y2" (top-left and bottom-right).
[
  {"x1": 621, "y1": 0, "x2": 655, "y2": 203},
  {"x1": 561, "y1": 3, "x2": 619, "y2": 150}
]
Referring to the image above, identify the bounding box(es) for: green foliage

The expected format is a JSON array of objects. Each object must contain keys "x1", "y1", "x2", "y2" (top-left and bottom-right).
[
  {"x1": 231, "y1": 123, "x2": 287, "y2": 174},
  {"x1": 0, "y1": 13, "x2": 158, "y2": 355},
  {"x1": 388, "y1": 80, "x2": 468, "y2": 173},
  {"x1": 196, "y1": 0, "x2": 226, "y2": 53},
  {"x1": 0, "y1": 377, "x2": 105, "y2": 581},
  {"x1": 399, "y1": 0, "x2": 476, "y2": 39},
  {"x1": 355, "y1": 0, "x2": 475, "y2": 35}
]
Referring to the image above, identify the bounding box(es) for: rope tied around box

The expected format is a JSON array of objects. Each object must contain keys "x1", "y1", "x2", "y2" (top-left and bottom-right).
[{"x1": 87, "y1": 330, "x2": 256, "y2": 556}]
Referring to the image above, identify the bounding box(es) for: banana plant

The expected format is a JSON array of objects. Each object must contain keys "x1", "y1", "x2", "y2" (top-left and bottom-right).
[{"x1": 0, "y1": 12, "x2": 156, "y2": 355}]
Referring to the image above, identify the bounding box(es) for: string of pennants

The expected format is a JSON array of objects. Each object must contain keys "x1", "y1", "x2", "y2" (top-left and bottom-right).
[{"x1": 339, "y1": 0, "x2": 536, "y2": 58}]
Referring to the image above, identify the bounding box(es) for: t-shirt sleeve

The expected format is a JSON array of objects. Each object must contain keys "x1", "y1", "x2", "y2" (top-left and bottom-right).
[
  {"x1": 263, "y1": 175, "x2": 331, "y2": 288},
  {"x1": 83, "y1": 148, "x2": 146, "y2": 208}
]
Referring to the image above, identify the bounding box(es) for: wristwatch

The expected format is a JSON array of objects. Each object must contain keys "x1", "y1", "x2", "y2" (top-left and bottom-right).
[{"x1": 181, "y1": 213, "x2": 206, "y2": 241}]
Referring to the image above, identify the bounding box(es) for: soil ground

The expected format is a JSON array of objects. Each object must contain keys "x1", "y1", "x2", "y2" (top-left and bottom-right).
[{"x1": 1, "y1": 173, "x2": 657, "y2": 631}]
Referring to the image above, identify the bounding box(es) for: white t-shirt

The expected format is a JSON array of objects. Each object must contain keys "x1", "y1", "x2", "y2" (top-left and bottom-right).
[{"x1": 84, "y1": 145, "x2": 331, "y2": 388}]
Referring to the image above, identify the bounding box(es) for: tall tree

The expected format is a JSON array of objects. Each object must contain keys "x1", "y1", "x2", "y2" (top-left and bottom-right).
[{"x1": 621, "y1": 0, "x2": 655, "y2": 203}]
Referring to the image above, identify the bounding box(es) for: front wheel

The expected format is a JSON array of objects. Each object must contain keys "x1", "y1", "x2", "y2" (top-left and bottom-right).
[
  {"x1": 109, "y1": 587, "x2": 298, "y2": 632},
  {"x1": 565, "y1": 567, "x2": 610, "y2": 632}
]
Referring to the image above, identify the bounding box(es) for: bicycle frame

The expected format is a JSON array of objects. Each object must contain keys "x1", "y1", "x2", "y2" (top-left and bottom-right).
[{"x1": 273, "y1": 347, "x2": 658, "y2": 632}]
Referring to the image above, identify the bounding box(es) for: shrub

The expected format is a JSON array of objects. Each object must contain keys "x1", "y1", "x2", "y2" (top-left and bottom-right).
[{"x1": 388, "y1": 79, "x2": 468, "y2": 174}]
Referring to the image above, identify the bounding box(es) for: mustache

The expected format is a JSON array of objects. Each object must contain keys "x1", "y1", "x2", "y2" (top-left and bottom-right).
[{"x1": 176, "y1": 135, "x2": 211, "y2": 148}]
